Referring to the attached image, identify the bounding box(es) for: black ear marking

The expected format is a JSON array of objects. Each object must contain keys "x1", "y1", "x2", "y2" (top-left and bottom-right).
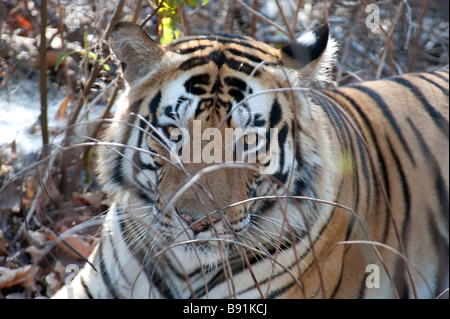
[{"x1": 281, "y1": 24, "x2": 330, "y2": 68}]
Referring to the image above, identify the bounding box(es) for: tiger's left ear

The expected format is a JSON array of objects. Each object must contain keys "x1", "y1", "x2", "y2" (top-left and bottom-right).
[{"x1": 281, "y1": 24, "x2": 337, "y2": 83}]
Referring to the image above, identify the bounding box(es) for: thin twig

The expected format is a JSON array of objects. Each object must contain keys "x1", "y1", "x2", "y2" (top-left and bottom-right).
[
  {"x1": 408, "y1": 0, "x2": 431, "y2": 71},
  {"x1": 133, "y1": 0, "x2": 144, "y2": 23},
  {"x1": 234, "y1": 0, "x2": 290, "y2": 37},
  {"x1": 61, "y1": 0, "x2": 125, "y2": 198},
  {"x1": 323, "y1": 0, "x2": 329, "y2": 24},
  {"x1": 291, "y1": 0, "x2": 303, "y2": 34},
  {"x1": 376, "y1": 1, "x2": 405, "y2": 78},
  {"x1": 250, "y1": 0, "x2": 258, "y2": 38},
  {"x1": 39, "y1": 0, "x2": 49, "y2": 156},
  {"x1": 70, "y1": 78, "x2": 122, "y2": 188},
  {"x1": 141, "y1": 0, "x2": 164, "y2": 28},
  {"x1": 223, "y1": 0, "x2": 236, "y2": 35},
  {"x1": 57, "y1": 0, "x2": 73, "y2": 105},
  {"x1": 275, "y1": 0, "x2": 294, "y2": 40},
  {"x1": 335, "y1": 5, "x2": 360, "y2": 80}
]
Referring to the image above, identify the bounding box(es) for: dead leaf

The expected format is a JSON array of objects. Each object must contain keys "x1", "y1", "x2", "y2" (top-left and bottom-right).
[
  {"x1": 0, "y1": 230, "x2": 7, "y2": 256},
  {"x1": 25, "y1": 246, "x2": 41, "y2": 262},
  {"x1": 0, "y1": 265, "x2": 38, "y2": 290},
  {"x1": 27, "y1": 230, "x2": 47, "y2": 248},
  {"x1": 45, "y1": 272, "x2": 61, "y2": 296},
  {"x1": 56, "y1": 95, "x2": 71, "y2": 120},
  {"x1": 72, "y1": 191, "x2": 103, "y2": 207},
  {"x1": 46, "y1": 230, "x2": 94, "y2": 261}
]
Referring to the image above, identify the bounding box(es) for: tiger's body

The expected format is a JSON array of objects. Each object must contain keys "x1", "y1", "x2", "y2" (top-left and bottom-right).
[{"x1": 54, "y1": 22, "x2": 449, "y2": 299}]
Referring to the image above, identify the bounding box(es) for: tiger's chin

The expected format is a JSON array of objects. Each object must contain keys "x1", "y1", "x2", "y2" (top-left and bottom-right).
[{"x1": 154, "y1": 217, "x2": 252, "y2": 270}]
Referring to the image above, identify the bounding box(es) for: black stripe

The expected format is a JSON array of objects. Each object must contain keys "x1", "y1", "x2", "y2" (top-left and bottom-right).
[
  {"x1": 226, "y1": 57, "x2": 258, "y2": 76},
  {"x1": 316, "y1": 95, "x2": 371, "y2": 225},
  {"x1": 320, "y1": 95, "x2": 369, "y2": 239},
  {"x1": 384, "y1": 137, "x2": 411, "y2": 242},
  {"x1": 353, "y1": 85, "x2": 417, "y2": 166},
  {"x1": 224, "y1": 76, "x2": 248, "y2": 92},
  {"x1": 112, "y1": 99, "x2": 145, "y2": 186},
  {"x1": 208, "y1": 50, "x2": 226, "y2": 68},
  {"x1": 238, "y1": 202, "x2": 339, "y2": 298},
  {"x1": 406, "y1": 118, "x2": 448, "y2": 222},
  {"x1": 149, "y1": 91, "x2": 162, "y2": 125},
  {"x1": 314, "y1": 95, "x2": 348, "y2": 149},
  {"x1": 317, "y1": 94, "x2": 371, "y2": 215},
  {"x1": 184, "y1": 73, "x2": 210, "y2": 95},
  {"x1": 106, "y1": 218, "x2": 133, "y2": 287},
  {"x1": 328, "y1": 174, "x2": 357, "y2": 299},
  {"x1": 269, "y1": 98, "x2": 282, "y2": 127},
  {"x1": 436, "y1": 173, "x2": 449, "y2": 224},
  {"x1": 428, "y1": 208, "x2": 449, "y2": 297},
  {"x1": 175, "y1": 96, "x2": 192, "y2": 114},
  {"x1": 266, "y1": 281, "x2": 297, "y2": 299},
  {"x1": 171, "y1": 35, "x2": 274, "y2": 57},
  {"x1": 416, "y1": 74, "x2": 449, "y2": 96},
  {"x1": 227, "y1": 48, "x2": 264, "y2": 64},
  {"x1": 177, "y1": 49, "x2": 264, "y2": 76},
  {"x1": 80, "y1": 277, "x2": 95, "y2": 299},
  {"x1": 129, "y1": 97, "x2": 144, "y2": 115},
  {"x1": 111, "y1": 156, "x2": 124, "y2": 184},
  {"x1": 151, "y1": 267, "x2": 177, "y2": 298},
  {"x1": 324, "y1": 89, "x2": 393, "y2": 250},
  {"x1": 175, "y1": 45, "x2": 213, "y2": 55},
  {"x1": 179, "y1": 56, "x2": 210, "y2": 71},
  {"x1": 324, "y1": 89, "x2": 389, "y2": 204},
  {"x1": 430, "y1": 69, "x2": 450, "y2": 82},
  {"x1": 224, "y1": 76, "x2": 248, "y2": 103},
  {"x1": 387, "y1": 77, "x2": 449, "y2": 139},
  {"x1": 99, "y1": 239, "x2": 120, "y2": 298},
  {"x1": 272, "y1": 124, "x2": 288, "y2": 183}
]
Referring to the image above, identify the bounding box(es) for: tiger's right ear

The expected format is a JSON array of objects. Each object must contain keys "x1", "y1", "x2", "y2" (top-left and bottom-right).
[
  {"x1": 109, "y1": 22, "x2": 165, "y2": 85},
  {"x1": 281, "y1": 24, "x2": 336, "y2": 83}
]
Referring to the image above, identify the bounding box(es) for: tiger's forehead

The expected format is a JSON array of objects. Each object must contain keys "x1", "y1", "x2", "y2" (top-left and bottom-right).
[
  {"x1": 167, "y1": 34, "x2": 281, "y2": 60},
  {"x1": 129, "y1": 34, "x2": 293, "y2": 131},
  {"x1": 135, "y1": 35, "x2": 284, "y2": 125}
]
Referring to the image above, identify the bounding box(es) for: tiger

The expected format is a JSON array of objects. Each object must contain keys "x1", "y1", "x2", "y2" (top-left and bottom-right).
[{"x1": 53, "y1": 22, "x2": 449, "y2": 299}]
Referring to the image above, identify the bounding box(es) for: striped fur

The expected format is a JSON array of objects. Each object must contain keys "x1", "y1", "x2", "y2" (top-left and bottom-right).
[{"x1": 54, "y1": 22, "x2": 448, "y2": 299}]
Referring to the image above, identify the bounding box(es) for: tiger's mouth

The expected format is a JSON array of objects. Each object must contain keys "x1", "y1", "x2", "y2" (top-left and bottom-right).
[
  {"x1": 179, "y1": 213, "x2": 221, "y2": 235},
  {"x1": 163, "y1": 208, "x2": 252, "y2": 246}
]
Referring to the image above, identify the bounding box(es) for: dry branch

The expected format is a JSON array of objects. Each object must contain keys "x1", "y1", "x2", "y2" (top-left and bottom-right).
[{"x1": 39, "y1": 0, "x2": 49, "y2": 155}]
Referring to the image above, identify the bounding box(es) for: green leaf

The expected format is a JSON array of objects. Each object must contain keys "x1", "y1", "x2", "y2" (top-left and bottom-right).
[
  {"x1": 88, "y1": 51, "x2": 97, "y2": 60},
  {"x1": 54, "y1": 50, "x2": 78, "y2": 71},
  {"x1": 156, "y1": 0, "x2": 210, "y2": 44}
]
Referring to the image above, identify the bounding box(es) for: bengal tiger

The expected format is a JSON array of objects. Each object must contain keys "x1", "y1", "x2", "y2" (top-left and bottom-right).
[{"x1": 53, "y1": 22, "x2": 449, "y2": 299}]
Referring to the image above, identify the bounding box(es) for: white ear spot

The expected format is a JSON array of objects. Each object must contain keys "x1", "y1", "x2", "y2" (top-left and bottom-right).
[{"x1": 297, "y1": 31, "x2": 317, "y2": 47}]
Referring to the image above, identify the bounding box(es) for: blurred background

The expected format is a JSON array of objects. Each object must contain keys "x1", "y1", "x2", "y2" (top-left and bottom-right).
[{"x1": 0, "y1": 0, "x2": 448, "y2": 298}]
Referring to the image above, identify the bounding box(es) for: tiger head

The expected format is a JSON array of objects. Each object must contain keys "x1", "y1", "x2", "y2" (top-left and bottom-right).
[{"x1": 99, "y1": 22, "x2": 337, "y2": 274}]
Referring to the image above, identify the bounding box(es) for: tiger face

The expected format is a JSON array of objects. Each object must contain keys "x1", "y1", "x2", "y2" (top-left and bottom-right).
[{"x1": 99, "y1": 22, "x2": 338, "y2": 294}]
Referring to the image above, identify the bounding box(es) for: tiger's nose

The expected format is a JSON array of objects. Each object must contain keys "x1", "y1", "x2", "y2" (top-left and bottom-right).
[{"x1": 178, "y1": 212, "x2": 221, "y2": 235}]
